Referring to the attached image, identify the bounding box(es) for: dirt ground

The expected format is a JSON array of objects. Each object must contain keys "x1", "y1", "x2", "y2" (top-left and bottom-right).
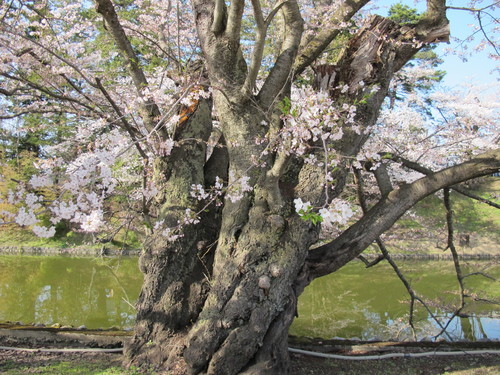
[
  {"x1": 1, "y1": 347, "x2": 500, "y2": 374},
  {"x1": 290, "y1": 352, "x2": 500, "y2": 375},
  {"x1": 1, "y1": 329, "x2": 500, "y2": 374}
]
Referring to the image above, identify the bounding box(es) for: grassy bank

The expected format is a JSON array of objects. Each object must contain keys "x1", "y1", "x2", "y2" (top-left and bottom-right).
[
  {"x1": 363, "y1": 177, "x2": 500, "y2": 257},
  {"x1": 0, "y1": 224, "x2": 137, "y2": 251}
]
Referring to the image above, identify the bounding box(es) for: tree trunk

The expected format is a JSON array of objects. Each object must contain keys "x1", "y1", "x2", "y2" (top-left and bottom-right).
[
  {"x1": 176, "y1": 87, "x2": 317, "y2": 373},
  {"x1": 184, "y1": 209, "x2": 317, "y2": 374},
  {"x1": 125, "y1": 98, "x2": 220, "y2": 370},
  {"x1": 126, "y1": 98, "x2": 321, "y2": 373},
  {"x1": 4, "y1": 0, "x2": 497, "y2": 373},
  {"x1": 123, "y1": 1, "x2": 471, "y2": 374}
]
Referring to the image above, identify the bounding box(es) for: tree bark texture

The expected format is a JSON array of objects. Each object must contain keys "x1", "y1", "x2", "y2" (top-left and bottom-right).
[
  {"x1": 125, "y1": 98, "x2": 220, "y2": 369},
  {"x1": 124, "y1": 1, "x2": 500, "y2": 374},
  {"x1": 1, "y1": 0, "x2": 497, "y2": 373}
]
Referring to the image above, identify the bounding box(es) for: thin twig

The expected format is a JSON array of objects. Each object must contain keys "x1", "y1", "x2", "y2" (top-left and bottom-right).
[
  {"x1": 435, "y1": 188, "x2": 466, "y2": 339},
  {"x1": 354, "y1": 168, "x2": 452, "y2": 340}
]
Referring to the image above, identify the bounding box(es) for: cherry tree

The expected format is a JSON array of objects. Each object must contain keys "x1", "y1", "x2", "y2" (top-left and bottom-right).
[{"x1": 1, "y1": 0, "x2": 499, "y2": 374}]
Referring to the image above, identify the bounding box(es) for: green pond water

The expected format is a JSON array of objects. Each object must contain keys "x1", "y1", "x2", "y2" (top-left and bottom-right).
[{"x1": 0, "y1": 255, "x2": 499, "y2": 341}]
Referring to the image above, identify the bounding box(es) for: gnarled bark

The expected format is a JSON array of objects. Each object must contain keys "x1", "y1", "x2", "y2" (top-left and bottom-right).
[
  {"x1": 4, "y1": 1, "x2": 495, "y2": 374},
  {"x1": 125, "y1": 98, "x2": 219, "y2": 370},
  {"x1": 124, "y1": 1, "x2": 500, "y2": 374}
]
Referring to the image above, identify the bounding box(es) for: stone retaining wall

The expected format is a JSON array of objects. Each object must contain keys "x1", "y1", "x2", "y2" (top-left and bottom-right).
[
  {"x1": 360, "y1": 253, "x2": 500, "y2": 261},
  {"x1": 0, "y1": 246, "x2": 141, "y2": 257},
  {"x1": 0, "y1": 246, "x2": 497, "y2": 260}
]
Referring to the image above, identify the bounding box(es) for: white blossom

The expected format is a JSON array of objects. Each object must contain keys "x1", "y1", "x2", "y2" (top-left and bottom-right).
[
  {"x1": 15, "y1": 207, "x2": 38, "y2": 226},
  {"x1": 160, "y1": 139, "x2": 175, "y2": 156},
  {"x1": 190, "y1": 184, "x2": 209, "y2": 200},
  {"x1": 294, "y1": 198, "x2": 312, "y2": 214},
  {"x1": 182, "y1": 208, "x2": 200, "y2": 225},
  {"x1": 227, "y1": 172, "x2": 253, "y2": 203},
  {"x1": 320, "y1": 199, "x2": 355, "y2": 227},
  {"x1": 75, "y1": 209, "x2": 105, "y2": 232},
  {"x1": 29, "y1": 174, "x2": 52, "y2": 188},
  {"x1": 32, "y1": 225, "x2": 56, "y2": 238}
]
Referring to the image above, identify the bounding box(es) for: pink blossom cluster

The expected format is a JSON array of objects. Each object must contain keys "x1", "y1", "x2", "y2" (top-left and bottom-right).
[
  {"x1": 280, "y1": 88, "x2": 348, "y2": 156},
  {"x1": 364, "y1": 80, "x2": 498, "y2": 184},
  {"x1": 226, "y1": 172, "x2": 253, "y2": 203},
  {"x1": 1, "y1": 0, "x2": 498, "y2": 243},
  {"x1": 294, "y1": 197, "x2": 355, "y2": 226}
]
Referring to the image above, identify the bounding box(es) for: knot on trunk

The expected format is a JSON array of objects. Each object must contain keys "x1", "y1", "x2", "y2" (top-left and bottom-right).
[{"x1": 258, "y1": 275, "x2": 271, "y2": 293}]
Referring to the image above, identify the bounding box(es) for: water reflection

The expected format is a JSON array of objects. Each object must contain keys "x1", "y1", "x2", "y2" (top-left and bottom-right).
[
  {"x1": 290, "y1": 260, "x2": 500, "y2": 341},
  {"x1": 0, "y1": 255, "x2": 142, "y2": 329},
  {"x1": 0, "y1": 255, "x2": 498, "y2": 340}
]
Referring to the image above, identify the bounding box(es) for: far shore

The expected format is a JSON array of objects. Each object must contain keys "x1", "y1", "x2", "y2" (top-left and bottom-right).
[
  {"x1": 0, "y1": 245, "x2": 140, "y2": 257},
  {"x1": 0, "y1": 240, "x2": 498, "y2": 260}
]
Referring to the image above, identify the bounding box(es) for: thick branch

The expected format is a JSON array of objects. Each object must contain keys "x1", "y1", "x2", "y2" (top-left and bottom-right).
[
  {"x1": 192, "y1": 0, "x2": 248, "y2": 95},
  {"x1": 95, "y1": 0, "x2": 148, "y2": 90},
  {"x1": 211, "y1": 0, "x2": 225, "y2": 34},
  {"x1": 306, "y1": 149, "x2": 500, "y2": 280},
  {"x1": 424, "y1": 0, "x2": 448, "y2": 21},
  {"x1": 417, "y1": 0, "x2": 450, "y2": 43},
  {"x1": 226, "y1": 0, "x2": 245, "y2": 41},
  {"x1": 373, "y1": 162, "x2": 393, "y2": 196},
  {"x1": 242, "y1": 0, "x2": 289, "y2": 96},
  {"x1": 393, "y1": 154, "x2": 500, "y2": 209},
  {"x1": 294, "y1": 0, "x2": 370, "y2": 76},
  {"x1": 95, "y1": 0, "x2": 162, "y2": 134},
  {"x1": 294, "y1": 0, "x2": 449, "y2": 75},
  {"x1": 258, "y1": 0, "x2": 304, "y2": 107},
  {"x1": 242, "y1": 0, "x2": 267, "y2": 96},
  {"x1": 302, "y1": 0, "x2": 449, "y2": 98}
]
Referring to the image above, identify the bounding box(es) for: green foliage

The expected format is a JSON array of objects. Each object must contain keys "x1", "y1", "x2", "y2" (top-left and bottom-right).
[
  {"x1": 299, "y1": 210, "x2": 323, "y2": 225},
  {"x1": 295, "y1": 202, "x2": 323, "y2": 225},
  {"x1": 0, "y1": 149, "x2": 37, "y2": 184},
  {"x1": 1, "y1": 112, "x2": 74, "y2": 162},
  {"x1": 388, "y1": 3, "x2": 422, "y2": 25},
  {"x1": 278, "y1": 96, "x2": 292, "y2": 116}
]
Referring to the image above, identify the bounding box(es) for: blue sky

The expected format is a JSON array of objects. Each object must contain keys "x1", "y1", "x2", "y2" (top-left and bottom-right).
[
  {"x1": 374, "y1": 0, "x2": 499, "y2": 89},
  {"x1": 436, "y1": 4, "x2": 499, "y2": 89}
]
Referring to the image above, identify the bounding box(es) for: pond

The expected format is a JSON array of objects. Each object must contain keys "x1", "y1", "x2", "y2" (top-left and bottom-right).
[
  {"x1": 0, "y1": 255, "x2": 498, "y2": 341},
  {"x1": 0, "y1": 255, "x2": 141, "y2": 330},
  {"x1": 290, "y1": 259, "x2": 500, "y2": 341}
]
